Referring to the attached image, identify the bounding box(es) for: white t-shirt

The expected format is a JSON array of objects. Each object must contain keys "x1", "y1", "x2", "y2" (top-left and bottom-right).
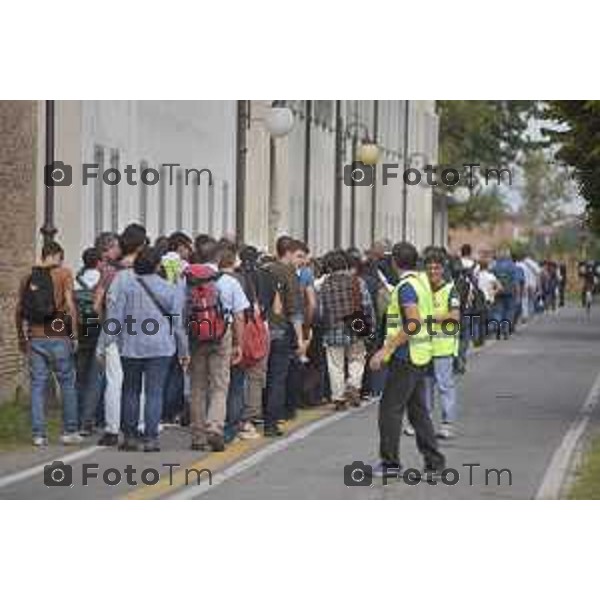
[
  {"x1": 477, "y1": 270, "x2": 499, "y2": 303},
  {"x1": 517, "y1": 260, "x2": 538, "y2": 290}
]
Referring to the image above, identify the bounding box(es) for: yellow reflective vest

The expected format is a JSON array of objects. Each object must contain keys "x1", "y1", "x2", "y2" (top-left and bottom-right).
[
  {"x1": 385, "y1": 271, "x2": 433, "y2": 366},
  {"x1": 431, "y1": 281, "x2": 460, "y2": 357}
]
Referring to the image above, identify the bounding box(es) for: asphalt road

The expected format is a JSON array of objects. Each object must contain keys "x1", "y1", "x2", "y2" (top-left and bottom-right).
[{"x1": 1, "y1": 305, "x2": 599, "y2": 500}]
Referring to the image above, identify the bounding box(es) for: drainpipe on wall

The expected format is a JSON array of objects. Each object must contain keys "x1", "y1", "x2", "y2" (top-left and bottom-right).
[
  {"x1": 370, "y1": 100, "x2": 379, "y2": 246},
  {"x1": 303, "y1": 100, "x2": 312, "y2": 244},
  {"x1": 268, "y1": 135, "x2": 279, "y2": 253},
  {"x1": 401, "y1": 100, "x2": 410, "y2": 242},
  {"x1": 333, "y1": 100, "x2": 343, "y2": 248},
  {"x1": 40, "y1": 100, "x2": 57, "y2": 244}
]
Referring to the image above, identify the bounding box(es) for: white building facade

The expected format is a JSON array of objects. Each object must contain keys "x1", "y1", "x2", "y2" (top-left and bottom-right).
[{"x1": 37, "y1": 100, "x2": 442, "y2": 267}]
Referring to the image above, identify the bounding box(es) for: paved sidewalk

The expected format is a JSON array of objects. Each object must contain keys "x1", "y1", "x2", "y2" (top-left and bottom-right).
[{"x1": 0, "y1": 307, "x2": 598, "y2": 499}]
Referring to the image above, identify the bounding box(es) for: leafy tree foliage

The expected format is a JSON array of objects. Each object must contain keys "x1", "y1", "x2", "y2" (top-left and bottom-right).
[{"x1": 542, "y1": 101, "x2": 600, "y2": 232}]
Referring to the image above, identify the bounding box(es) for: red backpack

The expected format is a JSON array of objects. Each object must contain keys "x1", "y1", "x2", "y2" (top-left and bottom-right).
[
  {"x1": 185, "y1": 264, "x2": 227, "y2": 342},
  {"x1": 239, "y1": 272, "x2": 270, "y2": 368}
]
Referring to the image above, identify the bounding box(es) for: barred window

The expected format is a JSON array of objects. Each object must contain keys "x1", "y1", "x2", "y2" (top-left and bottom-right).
[
  {"x1": 93, "y1": 145, "x2": 104, "y2": 236},
  {"x1": 110, "y1": 149, "x2": 119, "y2": 232},
  {"x1": 139, "y1": 160, "x2": 148, "y2": 227}
]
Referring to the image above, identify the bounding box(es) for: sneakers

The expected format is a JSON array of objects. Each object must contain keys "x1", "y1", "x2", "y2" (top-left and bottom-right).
[
  {"x1": 334, "y1": 399, "x2": 349, "y2": 411},
  {"x1": 372, "y1": 461, "x2": 403, "y2": 479},
  {"x1": 403, "y1": 423, "x2": 415, "y2": 436},
  {"x1": 344, "y1": 386, "x2": 362, "y2": 407},
  {"x1": 97, "y1": 432, "x2": 119, "y2": 446},
  {"x1": 119, "y1": 437, "x2": 140, "y2": 452},
  {"x1": 264, "y1": 423, "x2": 284, "y2": 437},
  {"x1": 79, "y1": 423, "x2": 95, "y2": 437},
  {"x1": 191, "y1": 438, "x2": 208, "y2": 452},
  {"x1": 238, "y1": 422, "x2": 260, "y2": 440},
  {"x1": 32, "y1": 436, "x2": 48, "y2": 448},
  {"x1": 207, "y1": 432, "x2": 225, "y2": 452},
  {"x1": 143, "y1": 439, "x2": 161, "y2": 453},
  {"x1": 436, "y1": 423, "x2": 454, "y2": 440},
  {"x1": 60, "y1": 433, "x2": 83, "y2": 445}
]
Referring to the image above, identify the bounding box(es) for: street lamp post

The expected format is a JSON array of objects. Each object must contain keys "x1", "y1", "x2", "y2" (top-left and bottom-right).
[
  {"x1": 41, "y1": 100, "x2": 57, "y2": 244},
  {"x1": 349, "y1": 121, "x2": 379, "y2": 247},
  {"x1": 370, "y1": 100, "x2": 379, "y2": 246},
  {"x1": 334, "y1": 107, "x2": 380, "y2": 248},
  {"x1": 237, "y1": 101, "x2": 294, "y2": 250}
]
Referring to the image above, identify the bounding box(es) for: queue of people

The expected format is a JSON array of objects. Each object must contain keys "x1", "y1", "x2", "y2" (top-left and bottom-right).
[{"x1": 15, "y1": 225, "x2": 552, "y2": 459}]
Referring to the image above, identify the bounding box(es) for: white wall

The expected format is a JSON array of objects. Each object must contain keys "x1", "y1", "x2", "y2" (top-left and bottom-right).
[
  {"x1": 53, "y1": 100, "x2": 237, "y2": 267},
  {"x1": 49, "y1": 100, "x2": 439, "y2": 266}
]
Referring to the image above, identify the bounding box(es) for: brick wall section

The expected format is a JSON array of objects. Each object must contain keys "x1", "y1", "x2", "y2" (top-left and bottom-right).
[
  {"x1": 449, "y1": 220, "x2": 520, "y2": 257},
  {"x1": 0, "y1": 101, "x2": 38, "y2": 404}
]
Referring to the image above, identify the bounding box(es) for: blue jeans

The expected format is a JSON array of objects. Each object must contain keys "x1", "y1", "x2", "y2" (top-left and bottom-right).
[
  {"x1": 121, "y1": 356, "x2": 171, "y2": 441},
  {"x1": 29, "y1": 338, "x2": 79, "y2": 437},
  {"x1": 77, "y1": 340, "x2": 105, "y2": 427},
  {"x1": 457, "y1": 314, "x2": 473, "y2": 364},
  {"x1": 264, "y1": 336, "x2": 292, "y2": 427},
  {"x1": 425, "y1": 356, "x2": 457, "y2": 423},
  {"x1": 163, "y1": 356, "x2": 184, "y2": 422},
  {"x1": 492, "y1": 294, "x2": 514, "y2": 337}
]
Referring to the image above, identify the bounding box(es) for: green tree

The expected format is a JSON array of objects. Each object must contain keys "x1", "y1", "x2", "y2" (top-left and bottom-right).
[
  {"x1": 542, "y1": 101, "x2": 600, "y2": 232},
  {"x1": 438, "y1": 100, "x2": 537, "y2": 228},
  {"x1": 448, "y1": 188, "x2": 508, "y2": 230},
  {"x1": 520, "y1": 148, "x2": 572, "y2": 231}
]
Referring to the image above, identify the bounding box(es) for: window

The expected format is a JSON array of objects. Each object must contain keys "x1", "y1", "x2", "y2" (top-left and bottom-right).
[
  {"x1": 207, "y1": 178, "x2": 215, "y2": 236},
  {"x1": 192, "y1": 177, "x2": 200, "y2": 236},
  {"x1": 110, "y1": 149, "x2": 119, "y2": 232},
  {"x1": 139, "y1": 160, "x2": 148, "y2": 227},
  {"x1": 176, "y1": 169, "x2": 184, "y2": 231},
  {"x1": 93, "y1": 145, "x2": 104, "y2": 236},
  {"x1": 222, "y1": 180, "x2": 229, "y2": 236},
  {"x1": 313, "y1": 100, "x2": 333, "y2": 128},
  {"x1": 158, "y1": 165, "x2": 167, "y2": 235}
]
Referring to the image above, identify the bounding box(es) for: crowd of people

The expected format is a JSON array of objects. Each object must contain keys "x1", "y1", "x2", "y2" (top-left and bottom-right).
[{"x1": 14, "y1": 224, "x2": 562, "y2": 463}]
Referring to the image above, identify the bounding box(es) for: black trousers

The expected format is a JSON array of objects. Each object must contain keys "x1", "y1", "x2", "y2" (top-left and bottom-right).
[{"x1": 378, "y1": 358, "x2": 445, "y2": 469}]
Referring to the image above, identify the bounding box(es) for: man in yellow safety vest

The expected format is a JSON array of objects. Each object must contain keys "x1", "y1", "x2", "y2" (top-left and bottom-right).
[
  {"x1": 424, "y1": 250, "x2": 460, "y2": 440},
  {"x1": 369, "y1": 242, "x2": 445, "y2": 480}
]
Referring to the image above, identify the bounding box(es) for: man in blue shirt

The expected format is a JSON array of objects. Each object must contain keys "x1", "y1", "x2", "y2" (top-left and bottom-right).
[
  {"x1": 369, "y1": 242, "x2": 445, "y2": 479},
  {"x1": 491, "y1": 248, "x2": 519, "y2": 339}
]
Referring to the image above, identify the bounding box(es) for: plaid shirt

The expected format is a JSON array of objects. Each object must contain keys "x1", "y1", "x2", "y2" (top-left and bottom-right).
[{"x1": 318, "y1": 273, "x2": 375, "y2": 346}]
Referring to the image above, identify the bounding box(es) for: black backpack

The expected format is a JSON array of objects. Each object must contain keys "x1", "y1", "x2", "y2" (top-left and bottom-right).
[
  {"x1": 22, "y1": 267, "x2": 56, "y2": 324},
  {"x1": 455, "y1": 267, "x2": 485, "y2": 312},
  {"x1": 75, "y1": 272, "x2": 99, "y2": 325}
]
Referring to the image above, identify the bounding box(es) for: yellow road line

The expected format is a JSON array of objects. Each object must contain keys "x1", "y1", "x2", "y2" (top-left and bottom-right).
[{"x1": 122, "y1": 405, "x2": 331, "y2": 500}]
